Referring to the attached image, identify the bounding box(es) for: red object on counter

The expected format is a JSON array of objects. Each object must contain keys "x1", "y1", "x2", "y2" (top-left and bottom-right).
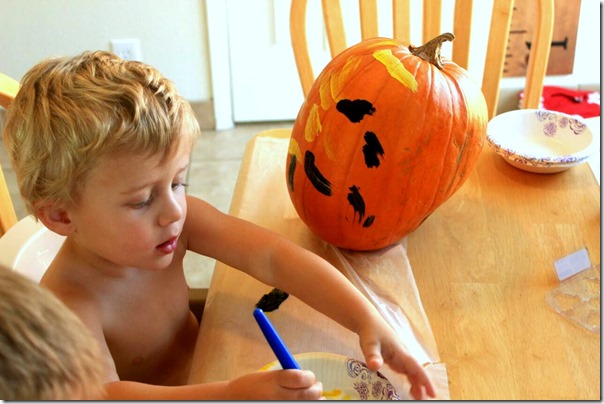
[{"x1": 519, "y1": 85, "x2": 600, "y2": 118}]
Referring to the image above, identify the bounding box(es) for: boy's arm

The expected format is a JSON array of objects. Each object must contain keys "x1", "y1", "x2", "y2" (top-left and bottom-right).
[
  {"x1": 184, "y1": 196, "x2": 375, "y2": 331},
  {"x1": 184, "y1": 196, "x2": 436, "y2": 399},
  {"x1": 103, "y1": 370, "x2": 322, "y2": 400},
  {"x1": 109, "y1": 381, "x2": 239, "y2": 399},
  {"x1": 103, "y1": 380, "x2": 227, "y2": 400}
]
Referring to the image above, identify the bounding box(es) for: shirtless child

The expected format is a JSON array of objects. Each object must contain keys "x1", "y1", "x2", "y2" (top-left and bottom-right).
[{"x1": 3, "y1": 51, "x2": 436, "y2": 400}]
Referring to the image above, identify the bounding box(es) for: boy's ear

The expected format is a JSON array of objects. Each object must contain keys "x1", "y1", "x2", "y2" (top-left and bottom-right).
[{"x1": 36, "y1": 203, "x2": 75, "y2": 236}]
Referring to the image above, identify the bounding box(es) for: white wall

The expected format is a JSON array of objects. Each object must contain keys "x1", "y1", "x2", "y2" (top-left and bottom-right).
[{"x1": 0, "y1": 0, "x2": 212, "y2": 102}]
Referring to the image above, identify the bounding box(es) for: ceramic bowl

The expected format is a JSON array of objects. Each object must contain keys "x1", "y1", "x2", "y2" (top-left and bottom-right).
[
  {"x1": 260, "y1": 352, "x2": 401, "y2": 400},
  {"x1": 487, "y1": 109, "x2": 594, "y2": 173}
]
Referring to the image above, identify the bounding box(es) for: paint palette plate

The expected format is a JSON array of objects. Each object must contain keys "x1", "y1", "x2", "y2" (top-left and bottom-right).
[{"x1": 260, "y1": 352, "x2": 402, "y2": 400}]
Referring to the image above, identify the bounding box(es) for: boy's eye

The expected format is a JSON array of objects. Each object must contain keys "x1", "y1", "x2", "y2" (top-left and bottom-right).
[
  {"x1": 129, "y1": 182, "x2": 187, "y2": 209},
  {"x1": 132, "y1": 195, "x2": 153, "y2": 209},
  {"x1": 172, "y1": 182, "x2": 188, "y2": 191}
]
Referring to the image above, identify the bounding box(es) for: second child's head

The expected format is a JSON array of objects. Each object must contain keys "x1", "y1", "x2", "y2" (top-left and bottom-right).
[
  {"x1": 0, "y1": 267, "x2": 105, "y2": 399},
  {"x1": 3, "y1": 51, "x2": 200, "y2": 217}
]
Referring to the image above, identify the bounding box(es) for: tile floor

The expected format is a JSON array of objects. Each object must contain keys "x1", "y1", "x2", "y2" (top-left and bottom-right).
[{"x1": 0, "y1": 121, "x2": 294, "y2": 288}]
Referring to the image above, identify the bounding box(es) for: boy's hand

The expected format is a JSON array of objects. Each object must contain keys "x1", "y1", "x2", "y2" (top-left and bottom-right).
[
  {"x1": 359, "y1": 325, "x2": 437, "y2": 400},
  {"x1": 227, "y1": 369, "x2": 324, "y2": 400}
]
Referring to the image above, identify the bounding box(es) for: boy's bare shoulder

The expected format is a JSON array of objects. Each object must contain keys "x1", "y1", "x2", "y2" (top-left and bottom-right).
[{"x1": 40, "y1": 260, "x2": 101, "y2": 327}]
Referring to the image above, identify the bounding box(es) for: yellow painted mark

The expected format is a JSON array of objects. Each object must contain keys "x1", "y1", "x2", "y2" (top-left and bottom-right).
[
  {"x1": 304, "y1": 104, "x2": 322, "y2": 143},
  {"x1": 288, "y1": 138, "x2": 302, "y2": 162},
  {"x1": 322, "y1": 131, "x2": 335, "y2": 162},
  {"x1": 368, "y1": 39, "x2": 400, "y2": 49},
  {"x1": 373, "y1": 49, "x2": 418, "y2": 93},
  {"x1": 322, "y1": 388, "x2": 352, "y2": 400},
  {"x1": 330, "y1": 55, "x2": 361, "y2": 101},
  {"x1": 319, "y1": 55, "x2": 363, "y2": 110},
  {"x1": 319, "y1": 72, "x2": 335, "y2": 110},
  {"x1": 322, "y1": 389, "x2": 342, "y2": 397}
]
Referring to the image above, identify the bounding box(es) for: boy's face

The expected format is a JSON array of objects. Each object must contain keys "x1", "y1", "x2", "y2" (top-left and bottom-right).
[{"x1": 64, "y1": 143, "x2": 191, "y2": 271}]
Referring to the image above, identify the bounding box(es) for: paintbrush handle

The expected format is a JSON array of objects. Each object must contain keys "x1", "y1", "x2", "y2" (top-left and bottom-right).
[{"x1": 253, "y1": 308, "x2": 300, "y2": 370}]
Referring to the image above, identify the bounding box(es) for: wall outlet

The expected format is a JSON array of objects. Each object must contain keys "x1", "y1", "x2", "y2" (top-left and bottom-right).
[{"x1": 110, "y1": 38, "x2": 142, "y2": 61}]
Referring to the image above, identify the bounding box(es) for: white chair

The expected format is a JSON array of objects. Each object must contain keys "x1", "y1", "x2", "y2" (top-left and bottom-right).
[{"x1": 0, "y1": 216, "x2": 64, "y2": 282}]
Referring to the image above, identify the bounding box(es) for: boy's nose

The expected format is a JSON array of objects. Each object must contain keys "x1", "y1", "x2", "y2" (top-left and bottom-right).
[{"x1": 158, "y1": 194, "x2": 184, "y2": 227}]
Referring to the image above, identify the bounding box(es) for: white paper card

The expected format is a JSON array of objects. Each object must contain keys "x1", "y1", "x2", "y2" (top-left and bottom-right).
[{"x1": 554, "y1": 248, "x2": 591, "y2": 281}]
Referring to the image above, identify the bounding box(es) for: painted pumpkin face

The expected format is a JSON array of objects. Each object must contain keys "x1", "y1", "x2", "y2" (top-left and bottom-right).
[{"x1": 286, "y1": 34, "x2": 488, "y2": 251}]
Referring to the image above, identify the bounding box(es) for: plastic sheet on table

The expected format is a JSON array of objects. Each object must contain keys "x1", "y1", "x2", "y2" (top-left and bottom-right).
[
  {"x1": 239, "y1": 131, "x2": 450, "y2": 399},
  {"x1": 332, "y1": 238, "x2": 450, "y2": 400}
]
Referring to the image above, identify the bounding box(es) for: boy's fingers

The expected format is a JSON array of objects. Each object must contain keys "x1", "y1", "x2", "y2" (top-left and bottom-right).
[
  {"x1": 365, "y1": 354, "x2": 383, "y2": 371},
  {"x1": 277, "y1": 369, "x2": 316, "y2": 388},
  {"x1": 407, "y1": 366, "x2": 437, "y2": 399},
  {"x1": 360, "y1": 340, "x2": 384, "y2": 371}
]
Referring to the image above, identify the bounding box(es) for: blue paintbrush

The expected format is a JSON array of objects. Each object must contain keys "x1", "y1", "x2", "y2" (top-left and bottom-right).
[{"x1": 253, "y1": 308, "x2": 300, "y2": 369}]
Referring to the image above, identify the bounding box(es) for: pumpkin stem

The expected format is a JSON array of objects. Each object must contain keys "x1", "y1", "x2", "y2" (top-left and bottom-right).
[{"x1": 409, "y1": 32, "x2": 455, "y2": 70}]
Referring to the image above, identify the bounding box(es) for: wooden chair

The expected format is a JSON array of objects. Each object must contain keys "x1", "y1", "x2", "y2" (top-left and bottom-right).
[
  {"x1": 0, "y1": 72, "x2": 207, "y2": 320},
  {"x1": 290, "y1": 0, "x2": 554, "y2": 119},
  {"x1": 0, "y1": 72, "x2": 19, "y2": 237}
]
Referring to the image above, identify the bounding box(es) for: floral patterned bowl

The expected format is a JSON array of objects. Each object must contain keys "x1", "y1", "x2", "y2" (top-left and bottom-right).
[
  {"x1": 487, "y1": 109, "x2": 594, "y2": 173},
  {"x1": 260, "y1": 352, "x2": 401, "y2": 400}
]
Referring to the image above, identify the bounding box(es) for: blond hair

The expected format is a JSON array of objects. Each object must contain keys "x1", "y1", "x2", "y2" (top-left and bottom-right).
[
  {"x1": 3, "y1": 50, "x2": 200, "y2": 215},
  {"x1": 0, "y1": 267, "x2": 105, "y2": 399}
]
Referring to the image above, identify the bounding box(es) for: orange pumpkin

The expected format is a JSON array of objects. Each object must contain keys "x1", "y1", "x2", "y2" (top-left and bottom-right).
[{"x1": 286, "y1": 33, "x2": 488, "y2": 251}]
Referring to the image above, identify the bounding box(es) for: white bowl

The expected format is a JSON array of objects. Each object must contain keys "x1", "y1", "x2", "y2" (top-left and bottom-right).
[
  {"x1": 487, "y1": 109, "x2": 594, "y2": 173},
  {"x1": 260, "y1": 352, "x2": 401, "y2": 400}
]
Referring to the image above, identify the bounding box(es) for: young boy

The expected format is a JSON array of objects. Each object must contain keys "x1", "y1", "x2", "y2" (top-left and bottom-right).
[
  {"x1": 3, "y1": 51, "x2": 436, "y2": 400},
  {"x1": 0, "y1": 266, "x2": 105, "y2": 399}
]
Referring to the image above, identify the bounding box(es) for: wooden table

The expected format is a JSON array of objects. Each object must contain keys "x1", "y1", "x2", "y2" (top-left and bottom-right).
[{"x1": 188, "y1": 122, "x2": 600, "y2": 399}]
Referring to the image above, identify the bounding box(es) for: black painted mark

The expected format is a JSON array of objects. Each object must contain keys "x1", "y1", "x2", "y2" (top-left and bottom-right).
[
  {"x1": 362, "y1": 131, "x2": 384, "y2": 168},
  {"x1": 336, "y1": 99, "x2": 376, "y2": 123},
  {"x1": 256, "y1": 288, "x2": 289, "y2": 312},
  {"x1": 347, "y1": 185, "x2": 366, "y2": 224},
  {"x1": 304, "y1": 150, "x2": 332, "y2": 196},
  {"x1": 363, "y1": 215, "x2": 375, "y2": 228},
  {"x1": 287, "y1": 154, "x2": 297, "y2": 192}
]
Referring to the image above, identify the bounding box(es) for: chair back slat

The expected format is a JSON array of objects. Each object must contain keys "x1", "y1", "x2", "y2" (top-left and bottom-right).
[
  {"x1": 290, "y1": 0, "x2": 314, "y2": 96},
  {"x1": 322, "y1": 0, "x2": 348, "y2": 58},
  {"x1": 359, "y1": 0, "x2": 379, "y2": 40},
  {"x1": 392, "y1": 0, "x2": 411, "y2": 42},
  {"x1": 0, "y1": 73, "x2": 19, "y2": 110},
  {"x1": 422, "y1": 0, "x2": 442, "y2": 44},
  {"x1": 522, "y1": 0, "x2": 554, "y2": 109},
  {"x1": 0, "y1": 169, "x2": 18, "y2": 237},
  {"x1": 0, "y1": 72, "x2": 20, "y2": 236},
  {"x1": 451, "y1": 0, "x2": 473, "y2": 69},
  {"x1": 481, "y1": 0, "x2": 515, "y2": 118}
]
